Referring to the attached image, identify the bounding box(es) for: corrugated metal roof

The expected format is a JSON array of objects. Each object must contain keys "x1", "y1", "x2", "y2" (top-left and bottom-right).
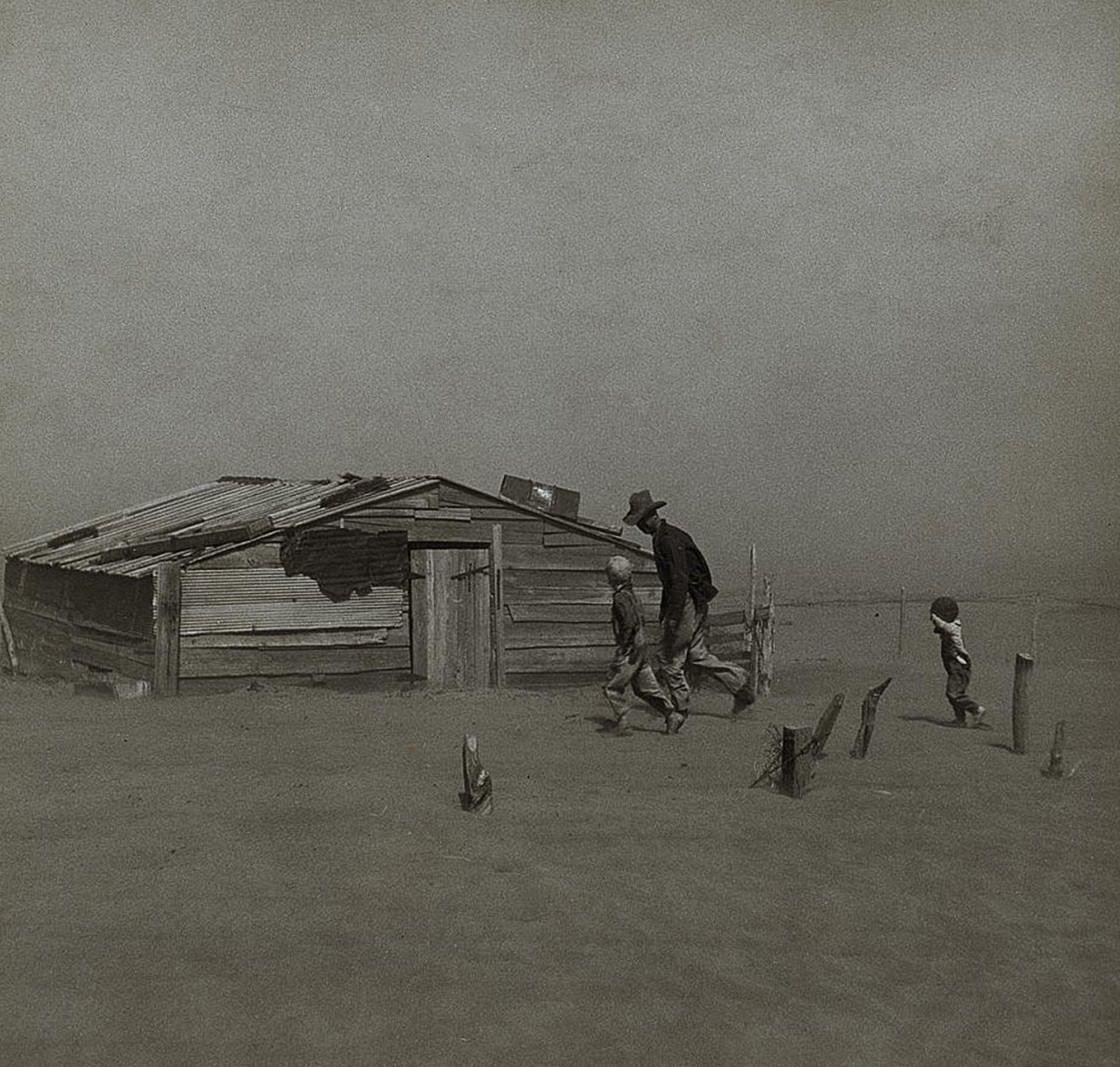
[{"x1": 4, "y1": 475, "x2": 437, "y2": 577}]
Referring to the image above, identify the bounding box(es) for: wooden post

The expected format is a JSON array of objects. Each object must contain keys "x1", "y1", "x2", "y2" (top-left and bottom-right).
[
  {"x1": 460, "y1": 734, "x2": 493, "y2": 814},
  {"x1": 745, "y1": 543, "x2": 756, "y2": 659},
  {"x1": 747, "y1": 631, "x2": 760, "y2": 703},
  {"x1": 489, "y1": 525, "x2": 505, "y2": 688},
  {"x1": 850, "y1": 677, "x2": 892, "y2": 759},
  {"x1": 779, "y1": 725, "x2": 813, "y2": 798},
  {"x1": 809, "y1": 693, "x2": 845, "y2": 759},
  {"x1": 153, "y1": 562, "x2": 181, "y2": 697},
  {"x1": 757, "y1": 577, "x2": 774, "y2": 696},
  {"x1": 897, "y1": 586, "x2": 906, "y2": 658},
  {"x1": 1012, "y1": 652, "x2": 1033, "y2": 754},
  {"x1": 1042, "y1": 721, "x2": 1066, "y2": 779}
]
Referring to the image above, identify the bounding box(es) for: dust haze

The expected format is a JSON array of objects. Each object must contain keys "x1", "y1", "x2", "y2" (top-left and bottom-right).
[{"x1": 3, "y1": 1, "x2": 1117, "y2": 600}]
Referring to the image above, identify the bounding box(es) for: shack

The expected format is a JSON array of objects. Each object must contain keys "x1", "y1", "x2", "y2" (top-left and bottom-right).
[{"x1": 1, "y1": 474, "x2": 747, "y2": 694}]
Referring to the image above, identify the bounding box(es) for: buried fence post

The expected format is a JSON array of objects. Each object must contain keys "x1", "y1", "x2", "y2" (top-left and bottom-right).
[
  {"x1": 809, "y1": 693, "x2": 845, "y2": 759},
  {"x1": 460, "y1": 735, "x2": 493, "y2": 814},
  {"x1": 779, "y1": 725, "x2": 814, "y2": 798},
  {"x1": 1012, "y1": 653, "x2": 1033, "y2": 755},
  {"x1": 849, "y1": 677, "x2": 892, "y2": 759},
  {"x1": 1042, "y1": 720, "x2": 1066, "y2": 780}
]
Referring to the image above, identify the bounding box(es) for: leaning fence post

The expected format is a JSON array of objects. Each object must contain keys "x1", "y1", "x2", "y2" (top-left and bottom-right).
[
  {"x1": 809, "y1": 693, "x2": 845, "y2": 759},
  {"x1": 850, "y1": 677, "x2": 892, "y2": 759},
  {"x1": 1012, "y1": 653, "x2": 1033, "y2": 754}
]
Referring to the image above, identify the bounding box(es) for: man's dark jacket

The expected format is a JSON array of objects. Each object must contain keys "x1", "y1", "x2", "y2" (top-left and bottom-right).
[{"x1": 651, "y1": 521, "x2": 719, "y2": 625}]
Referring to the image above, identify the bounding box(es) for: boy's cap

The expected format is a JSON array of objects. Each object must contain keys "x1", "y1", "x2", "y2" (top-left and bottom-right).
[
  {"x1": 605, "y1": 556, "x2": 633, "y2": 581},
  {"x1": 930, "y1": 596, "x2": 959, "y2": 622}
]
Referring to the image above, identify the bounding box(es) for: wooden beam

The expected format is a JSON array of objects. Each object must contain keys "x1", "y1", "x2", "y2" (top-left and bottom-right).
[
  {"x1": 153, "y1": 562, "x2": 181, "y2": 697},
  {"x1": 1012, "y1": 652, "x2": 1033, "y2": 754},
  {"x1": 490, "y1": 525, "x2": 506, "y2": 687}
]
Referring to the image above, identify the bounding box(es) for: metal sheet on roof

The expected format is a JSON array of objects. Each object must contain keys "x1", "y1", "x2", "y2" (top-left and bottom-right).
[
  {"x1": 5, "y1": 476, "x2": 436, "y2": 576},
  {"x1": 177, "y1": 569, "x2": 404, "y2": 635}
]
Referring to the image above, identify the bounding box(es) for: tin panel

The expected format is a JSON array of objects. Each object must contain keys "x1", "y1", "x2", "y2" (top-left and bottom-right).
[{"x1": 177, "y1": 568, "x2": 404, "y2": 635}]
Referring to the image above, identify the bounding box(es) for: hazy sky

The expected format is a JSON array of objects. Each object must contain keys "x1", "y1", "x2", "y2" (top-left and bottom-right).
[{"x1": 2, "y1": 1, "x2": 1117, "y2": 600}]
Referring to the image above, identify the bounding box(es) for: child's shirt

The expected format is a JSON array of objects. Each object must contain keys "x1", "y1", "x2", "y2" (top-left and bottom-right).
[
  {"x1": 932, "y1": 613, "x2": 971, "y2": 669},
  {"x1": 610, "y1": 581, "x2": 645, "y2": 659}
]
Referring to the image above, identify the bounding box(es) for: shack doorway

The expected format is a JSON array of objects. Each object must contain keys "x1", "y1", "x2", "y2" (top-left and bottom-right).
[{"x1": 409, "y1": 546, "x2": 493, "y2": 688}]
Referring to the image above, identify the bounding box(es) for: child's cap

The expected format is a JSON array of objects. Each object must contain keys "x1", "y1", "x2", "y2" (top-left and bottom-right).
[
  {"x1": 605, "y1": 556, "x2": 632, "y2": 582},
  {"x1": 930, "y1": 596, "x2": 959, "y2": 622}
]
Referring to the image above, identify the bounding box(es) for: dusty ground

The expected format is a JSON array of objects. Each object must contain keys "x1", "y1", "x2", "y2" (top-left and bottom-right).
[{"x1": 1, "y1": 602, "x2": 1117, "y2": 1066}]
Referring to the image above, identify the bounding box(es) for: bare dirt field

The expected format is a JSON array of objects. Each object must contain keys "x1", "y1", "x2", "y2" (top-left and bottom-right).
[{"x1": 1, "y1": 601, "x2": 1117, "y2": 1066}]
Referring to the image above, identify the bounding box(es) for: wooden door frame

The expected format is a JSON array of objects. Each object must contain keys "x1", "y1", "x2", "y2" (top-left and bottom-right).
[
  {"x1": 408, "y1": 540, "x2": 499, "y2": 689},
  {"x1": 405, "y1": 526, "x2": 506, "y2": 689}
]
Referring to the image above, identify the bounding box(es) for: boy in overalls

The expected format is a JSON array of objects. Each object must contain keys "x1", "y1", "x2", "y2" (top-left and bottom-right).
[
  {"x1": 930, "y1": 596, "x2": 986, "y2": 728},
  {"x1": 603, "y1": 556, "x2": 676, "y2": 735}
]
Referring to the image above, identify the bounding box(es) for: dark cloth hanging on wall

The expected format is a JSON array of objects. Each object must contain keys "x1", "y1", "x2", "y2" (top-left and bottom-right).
[{"x1": 280, "y1": 528, "x2": 408, "y2": 602}]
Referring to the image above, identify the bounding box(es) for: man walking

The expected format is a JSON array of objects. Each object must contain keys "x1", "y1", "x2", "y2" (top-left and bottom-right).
[{"x1": 622, "y1": 490, "x2": 754, "y2": 732}]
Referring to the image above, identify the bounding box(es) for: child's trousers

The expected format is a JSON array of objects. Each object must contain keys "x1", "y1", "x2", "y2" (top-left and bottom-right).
[
  {"x1": 945, "y1": 660, "x2": 981, "y2": 723},
  {"x1": 604, "y1": 651, "x2": 674, "y2": 719}
]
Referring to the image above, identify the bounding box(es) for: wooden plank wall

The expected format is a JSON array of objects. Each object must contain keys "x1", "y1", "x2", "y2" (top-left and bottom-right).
[{"x1": 2, "y1": 559, "x2": 155, "y2": 681}]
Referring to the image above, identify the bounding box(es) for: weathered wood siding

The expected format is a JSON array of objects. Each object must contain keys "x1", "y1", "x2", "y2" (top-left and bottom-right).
[{"x1": 2, "y1": 559, "x2": 154, "y2": 680}]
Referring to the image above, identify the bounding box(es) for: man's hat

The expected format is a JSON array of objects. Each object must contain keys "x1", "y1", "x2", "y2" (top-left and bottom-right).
[{"x1": 622, "y1": 489, "x2": 666, "y2": 526}]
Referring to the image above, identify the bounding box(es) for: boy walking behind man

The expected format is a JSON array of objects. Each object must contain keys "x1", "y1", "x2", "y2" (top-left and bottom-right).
[
  {"x1": 622, "y1": 490, "x2": 754, "y2": 732},
  {"x1": 930, "y1": 596, "x2": 986, "y2": 728},
  {"x1": 603, "y1": 555, "x2": 676, "y2": 735}
]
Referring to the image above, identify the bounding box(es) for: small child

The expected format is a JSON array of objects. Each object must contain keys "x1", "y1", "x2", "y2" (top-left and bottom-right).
[
  {"x1": 603, "y1": 556, "x2": 675, "y2": 735},
  {"x1": 930, "y1": 596, "x2": 986, "y2": 728}
]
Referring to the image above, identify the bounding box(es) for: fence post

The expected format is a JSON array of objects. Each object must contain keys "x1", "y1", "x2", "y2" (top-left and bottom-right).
[
  {"x1": 779, "y1": 725, "x2": 813, "y2": 798},
  {"x1": 489, "y1": 524, "x2": 505, "y2": 688},
  {"x1": 153, "y1": 562, "x2": 181, "y2": 697},
  {"x1": 1012, "y1": 653, "x2": 1033, "y2": 754},
  {"x1": 758, "y1": 577, "x2": 775, "y2": 696}
]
